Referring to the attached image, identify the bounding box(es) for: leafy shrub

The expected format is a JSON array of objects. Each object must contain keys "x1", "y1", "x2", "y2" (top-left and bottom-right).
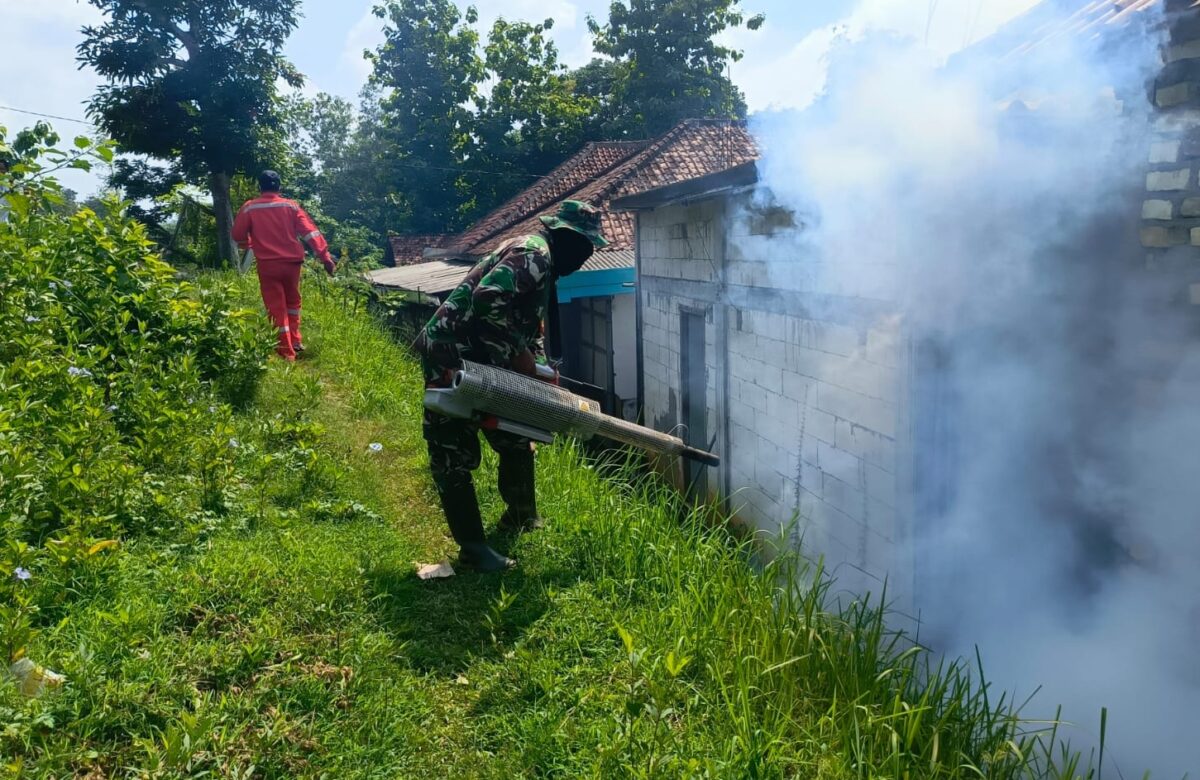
[{"x1": 0, "y1": 125, "x2": 272, "y2": 663}]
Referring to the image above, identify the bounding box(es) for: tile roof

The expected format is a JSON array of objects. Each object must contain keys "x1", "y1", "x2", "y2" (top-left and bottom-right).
[
  {"x1": 386, "y1": 233, "x2": 454, "y2": 266},
  {"x1": 446, "y1": 119, "x2": 759, "y2": 258},
  {"x1": 453, "y1": 141, "x2": 650, "y2": 253}
]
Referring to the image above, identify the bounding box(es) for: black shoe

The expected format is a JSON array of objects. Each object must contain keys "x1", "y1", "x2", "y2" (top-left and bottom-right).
[
  {"x1": 459, "y1": 543, "x2": 516, "y2": 572},
  {"x1": 498, "y1": 510, "x2": 546, "y2": 534},
  {"x1": 293, "y1": 342, "x2": 306, "y2": 354}
]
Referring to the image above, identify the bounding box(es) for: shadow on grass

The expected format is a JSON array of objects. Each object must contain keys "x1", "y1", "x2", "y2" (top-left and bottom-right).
[{"x1": 364, "y1": 536, "x2": 580, "y2": 676}]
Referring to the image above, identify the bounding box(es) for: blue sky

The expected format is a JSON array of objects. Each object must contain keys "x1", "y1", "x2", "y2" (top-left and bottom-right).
[{"x1": 1, "y1": 0, "x2": 1040, "y2": 195}]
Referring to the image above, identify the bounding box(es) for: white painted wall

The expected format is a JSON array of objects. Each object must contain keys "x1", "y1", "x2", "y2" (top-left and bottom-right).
[{"x1": 612, "y1": 294, "x2": 638, "y2": 404}]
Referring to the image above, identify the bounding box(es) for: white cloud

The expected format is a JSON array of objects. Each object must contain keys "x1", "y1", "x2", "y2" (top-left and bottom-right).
[
  {"x1": 342, "y1": 5, "x2": 384, "y2": 88},
  {"x1": 0, "y1": 1, "x2": 105, "y2": 195}
]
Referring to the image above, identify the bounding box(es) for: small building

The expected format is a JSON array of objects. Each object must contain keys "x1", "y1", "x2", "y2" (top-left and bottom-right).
[
  {"x1": 614, "y1": 0, "x2": 1200, "y2": 603},
  {"x1": 369, "y1": 119, "x2": 758, "y2": 418}
]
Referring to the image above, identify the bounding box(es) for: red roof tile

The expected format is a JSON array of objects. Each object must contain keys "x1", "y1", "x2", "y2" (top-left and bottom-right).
[
  {"x1": 386, "y1": 233, "x2": 455, "y2": 265},
  {"x1": 445, "y1": 119, "x2": 759, "y2": 258}
]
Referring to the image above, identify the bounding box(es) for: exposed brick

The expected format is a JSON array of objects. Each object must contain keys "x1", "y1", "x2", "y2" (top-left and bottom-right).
[
  {"x1": 1157, "y1": 82, "x2": 1193, "y2": 108},
  {"x1": 1142, "y1": 226, "x2": 1187, "y2": 247},
  {"x1": 1142, "y1": 199, "x2": 1174, "y2": 220},
  {"x1": 1183, "y1": 197, "x2": 1200, "y2": 217},
  {"x1": 1147, "y1": 168, "x2": 1192, "y2": 190},
  {"x1": 1191, "y1": 283, "x2": 1200, "y2": 306},
  {"x1": 1182, "y1": 128, "x2": 1200, "y2": 159},
  {"x1": 1167, "y1": 40, "x2": 1200, "y2": 63},
  {"x1": 1191, "y1": 227, "x2": 1200, "y2": 246},
  {"x1": 1150, "y1": 140, "x2": 1182, "y2": 164},
  {"x1": 1170, "y1": 15, "x2": 1200, "y2": 45}
]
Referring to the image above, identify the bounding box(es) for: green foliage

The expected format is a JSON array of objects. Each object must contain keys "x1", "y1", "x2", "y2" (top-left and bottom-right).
[
  {"x1": 361, "y1": 0, "x2": 483, "y2": 234},
  {"x1": 468, "y1": 17, "x2": 599, "y2": 216},
  {"x1": 305, "y1": 0, "x2": 762, "y2": 243},
  {"x1": 0, "y1": 128, "x2": 271, "y2": 666},
  {"x1": 587, "y1": 0, "x2": 764, "y2": 138},
  {"x1": 78, "y1": 0, "x2": 304, "y2": 265},
  {"x1": 0, "y1": 278, "x2": 1112, "y2": 778}
]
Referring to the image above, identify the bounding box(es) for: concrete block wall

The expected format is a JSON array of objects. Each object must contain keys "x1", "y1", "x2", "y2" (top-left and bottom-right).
[
  {"x1": 639, "y1": 199, "x2": 906, "y2": 594},
  {"x1": 640, "y1": 202, "x2": 722, "y2": 467}
]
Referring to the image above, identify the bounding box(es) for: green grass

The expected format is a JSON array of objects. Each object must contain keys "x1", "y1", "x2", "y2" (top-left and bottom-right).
[{"x1": 1, "y1": 274, "x2": 1103, "y2": 778}]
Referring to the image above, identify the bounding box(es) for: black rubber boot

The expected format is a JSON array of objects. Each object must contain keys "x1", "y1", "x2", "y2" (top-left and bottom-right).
[
  {"x1": 436, "y1": 478, "x2": 514, "y2": 572},
  {"x1": 459, "y1": 542, "x2": 516, "y2": 572},
  {"x1": 497, "y1": 448, "x2": 544, "y2": 534}
]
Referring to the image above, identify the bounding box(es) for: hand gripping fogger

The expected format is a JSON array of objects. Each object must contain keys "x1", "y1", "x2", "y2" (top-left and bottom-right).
[{"x1": 424, "y1": 360, "x2": 720, "y2": 467}]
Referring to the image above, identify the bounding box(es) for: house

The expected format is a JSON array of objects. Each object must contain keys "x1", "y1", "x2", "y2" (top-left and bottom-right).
[
  {"x1": 613, "y1": 0, "x2": 1200, "y2": 603},
  {"x1": 368, "y1": 119, "x2": 758, "y2": 418},
  {"x1": 383, "y1": 234, "x2": 454, "y2": 267}
]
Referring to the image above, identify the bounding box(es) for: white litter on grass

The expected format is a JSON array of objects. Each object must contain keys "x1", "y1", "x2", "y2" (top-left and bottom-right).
[
  {"x1": 368, "y1": 442, "x2": 383, "y2": 453},
  {"x1": 416, "y1": 562, "x2": 455, "y2": 580},
  {"x1": 8, "y1": 658, "x2": 65, "y2": 697}
]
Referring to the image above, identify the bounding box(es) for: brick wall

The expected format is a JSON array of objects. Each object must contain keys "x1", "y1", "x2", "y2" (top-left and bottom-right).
[{"x1": 1138, "y1": 0, "x2": 1200, "y2": 405}]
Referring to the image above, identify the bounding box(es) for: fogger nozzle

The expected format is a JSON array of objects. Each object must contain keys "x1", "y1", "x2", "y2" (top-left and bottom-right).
[{"x1": 424, "y1": 361, "x2": 719, "y2": 467}]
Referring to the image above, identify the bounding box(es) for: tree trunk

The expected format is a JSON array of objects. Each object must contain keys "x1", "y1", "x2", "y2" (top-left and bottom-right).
[{"x1": 210, "y1": 170, "x2": 238, "y2": 269}]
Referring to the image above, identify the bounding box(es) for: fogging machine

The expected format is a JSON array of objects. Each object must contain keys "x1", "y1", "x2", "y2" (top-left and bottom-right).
[{"x1": 423, "y1": 360, "x2": 720, "y2": 467}]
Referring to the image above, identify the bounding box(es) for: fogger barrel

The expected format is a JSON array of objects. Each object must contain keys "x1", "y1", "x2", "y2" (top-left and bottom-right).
[{"x1": 424, "y1": 360, "x2": 720, "y2": 467}]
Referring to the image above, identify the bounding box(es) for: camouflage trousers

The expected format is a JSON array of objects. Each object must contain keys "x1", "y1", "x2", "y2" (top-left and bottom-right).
[
  {"x1": 422, "y1": 408, "x2": 537, "y2": 515},
  {"x1": 422, "y1": 409, "x2": 530, "y2": 479}
]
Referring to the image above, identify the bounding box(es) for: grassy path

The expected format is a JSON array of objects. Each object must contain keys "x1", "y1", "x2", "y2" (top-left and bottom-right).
[{"x1": 3, "y1": 278, "x2": 1096, "y2": 779}]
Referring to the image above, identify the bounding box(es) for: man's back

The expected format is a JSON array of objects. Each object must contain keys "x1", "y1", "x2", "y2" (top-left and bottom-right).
[
  {"x1": 232, "y1": 192, "x2": 327, "y2": 264},
  {"x1": 419, "y1": 234, "x2": 552, "y2": 381}
]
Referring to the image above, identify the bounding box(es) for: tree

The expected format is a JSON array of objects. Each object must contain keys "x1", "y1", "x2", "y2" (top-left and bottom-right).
[
  {"x1": 362, "y1": 0, "x2": 483, "y2": 234},
  {"x1": 470, "y1": 18, "x2": 598, "y2": 216},
  {"x1": 279, "y1": 92, "x2": 356, "y2": 200},
  {"x1": 78, "y1": 0, "x2": 303, "y2": 266},
  {"x1": 587, "y1": 0, "x2": 764, "y2": 138}
]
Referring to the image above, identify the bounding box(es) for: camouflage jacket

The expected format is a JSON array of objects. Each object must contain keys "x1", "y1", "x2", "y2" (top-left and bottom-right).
[{"x1": 416, "y1": 233, "x2": 552, "y2": 383}]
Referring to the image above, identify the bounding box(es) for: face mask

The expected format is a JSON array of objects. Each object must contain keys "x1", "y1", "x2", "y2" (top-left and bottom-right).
[{"x1": 551, "y1": 230, "x2": 594, "y2": 277}]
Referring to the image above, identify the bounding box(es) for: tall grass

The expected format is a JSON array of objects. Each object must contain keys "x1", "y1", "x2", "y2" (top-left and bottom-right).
[
  {"x1": 519, "y1": 443, "x2": 1107, "y2": 778},
  {"x1": 295, "y1": 278, "x2": 1109, "y2": 778},
  {"x1": 0, "y1": 277, "x2": 1110, "y2": 778}
]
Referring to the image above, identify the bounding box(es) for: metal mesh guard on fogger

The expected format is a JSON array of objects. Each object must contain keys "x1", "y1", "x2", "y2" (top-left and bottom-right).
[
  {"x1": 453, "y1": 361, "x2": 695, "y2": 458},
  {"x1": 453, "y1": 361, "x2": 603, "y2": 439}
]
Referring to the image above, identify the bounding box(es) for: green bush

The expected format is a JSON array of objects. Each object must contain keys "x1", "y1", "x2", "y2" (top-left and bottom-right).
[{"x1": 0, "y1": 126, "x2": 272, "y2": 664}]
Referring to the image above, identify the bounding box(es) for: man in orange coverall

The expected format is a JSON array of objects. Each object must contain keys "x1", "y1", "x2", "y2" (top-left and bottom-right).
[{"x1": 232, "y1": 170, "x2": 336, "y2": 360}]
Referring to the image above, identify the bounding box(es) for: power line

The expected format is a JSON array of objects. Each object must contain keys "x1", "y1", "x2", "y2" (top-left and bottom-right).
[{"x1": 0, "y1": 104, "x2": 95, "y2": 127}]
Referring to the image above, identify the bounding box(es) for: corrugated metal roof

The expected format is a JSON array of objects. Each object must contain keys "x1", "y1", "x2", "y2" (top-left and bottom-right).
[
  {"x1": 366, "y1": 250, "x2": 634, "y2": 297},
  {"x1": 580, "y1": 249, "x2": 635, "y2": 271},
  {"x1": 1001, "y1": 0, "x2": 1159, "y2": 59},
  {"x1": 367, "y1": 259, "x2": 471, "y2": 295}
]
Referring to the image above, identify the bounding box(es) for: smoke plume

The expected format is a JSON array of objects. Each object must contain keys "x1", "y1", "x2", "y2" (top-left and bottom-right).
[{"x1": 749, "y1": 8, "x2": 1199, "y2": 777}]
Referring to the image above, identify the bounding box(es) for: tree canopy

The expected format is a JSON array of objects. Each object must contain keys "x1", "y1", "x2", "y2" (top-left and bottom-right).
[{"x1": 78, "y1": 0, "x2": 303, "y2": 265}]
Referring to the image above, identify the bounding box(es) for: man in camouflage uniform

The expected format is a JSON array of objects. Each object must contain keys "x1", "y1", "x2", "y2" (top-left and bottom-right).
[{"x1": 415, "y1": 200, "x2": 609, "y2": 571}]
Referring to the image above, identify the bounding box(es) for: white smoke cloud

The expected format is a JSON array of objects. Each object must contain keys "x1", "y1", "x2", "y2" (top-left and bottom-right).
[{"x1": 750, "y1": 6, "x2": 1200, "y2": 777}]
